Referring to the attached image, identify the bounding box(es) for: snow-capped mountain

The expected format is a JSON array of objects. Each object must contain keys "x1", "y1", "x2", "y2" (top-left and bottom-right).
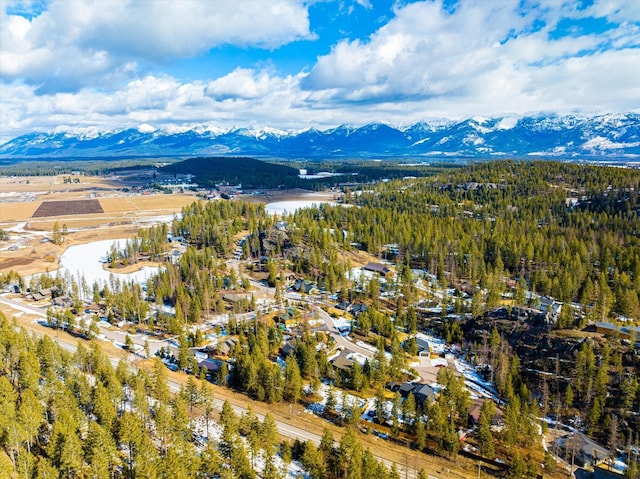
[{"x1": 1, "y1": 113, "x2": 638, "y2": 160}]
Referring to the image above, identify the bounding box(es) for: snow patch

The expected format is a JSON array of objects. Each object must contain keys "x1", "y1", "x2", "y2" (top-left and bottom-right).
[{"x1": 496, "y1": 117, "x2": 518, "y2": 130}]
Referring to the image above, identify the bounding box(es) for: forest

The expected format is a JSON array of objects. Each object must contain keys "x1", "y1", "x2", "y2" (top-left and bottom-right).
[
  {"x1": 2, "y1": 160, "x2": 640, "y2": 477},
  {"x1": 0, "y1": 310, "x2": 441, "y2": 479}
]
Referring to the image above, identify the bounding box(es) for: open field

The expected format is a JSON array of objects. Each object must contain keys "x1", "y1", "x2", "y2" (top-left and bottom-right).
[
  {"x1": 0, "y1": 173, "x2": 122, "y2": 194},
  {"x1": 0, "y1": 174, "x2": 202, "y2": 276},
  {"x1": 32, "y1": 199, "x2": 104, "y2": 217}
]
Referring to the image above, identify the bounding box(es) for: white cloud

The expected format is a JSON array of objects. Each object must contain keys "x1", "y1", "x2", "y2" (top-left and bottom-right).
[
  {"x1": 0, "y1": 0, "x2": 312, "y2": 90},
  {"x1": 302, "y1": 0, "x2": 640, "y2": 115},
  {"x1": 205, "y1": 68, "x2": 286, "y2": 100}
]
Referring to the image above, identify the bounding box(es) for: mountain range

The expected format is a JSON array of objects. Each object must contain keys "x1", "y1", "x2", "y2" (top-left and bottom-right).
[{"x1": 1, "y1": 113, "x2": 639, "y2": 160}]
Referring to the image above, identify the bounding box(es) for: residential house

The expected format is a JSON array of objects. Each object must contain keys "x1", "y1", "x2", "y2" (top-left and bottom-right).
[
  {"x1": 553, "y1": 432, "x2": 609, "y2": 468},
  {"x1": 398, "y1": 382, "x2": 417, "y2": 398},
  {"x1": 275, "y1": 221, "x2": 289, "y2": 231},
  {"x1": 412, "y1": 384, "x2": 436, "y2": 405},
  {"x1": 52, "y1": 296, "x2": 73, "y2": 308},
  {"x1": 198, "y1": 358, "x2": 223, "y2": 374},
  {"x1": 538, "y1": 296, "x2": 562, "y2": 322},
  {"x1": 280, "y1": 342, "x2": 296, "y2": 357},
  {"x1": 217, "y1": 338, "x2": 238, "y2": 356},
  {"x1": 292, "y1": 279, "x2": 317, "y2": 294},
  {"x1": 331, "y1": 349, "x2": 355, "y2": 371},
  {"x1": 595, "y1": 321, "x2": 640, "y2": 343},
  {"x1": 364, "y1": 262, "x2": 392, "y2": 277},
  {"x1": 414, "y1": 337, "x2": 431, "y2": 357},
  {"x1": 594, "y1": 464, "x2": 626, "y2": 479},
  {"x1": 223, "y1": 293, "x2": 253, "y2": 304},
  {"x1": 350, "y1": 303, "x2": 367, "y2": 315},
  {"x1": 3, "y1": 282, "x2": 21, "y2": 294}
]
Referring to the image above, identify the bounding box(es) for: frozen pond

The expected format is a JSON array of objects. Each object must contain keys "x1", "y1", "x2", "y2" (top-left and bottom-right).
[
  {"x1": 265, "y1": 200, "x2": 340, "y2": 216},
  {"x1": 53, "y1": 239, "x2": 161, "y2": 287}
]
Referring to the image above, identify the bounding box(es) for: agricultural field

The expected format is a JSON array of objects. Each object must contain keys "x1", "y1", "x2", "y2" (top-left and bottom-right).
[
  {"x1": 0, "y1": 174, "x2": 199, "y2": 276},
  {"x1": 32, "y1": 199, "x2": 104, "y2": 217}
]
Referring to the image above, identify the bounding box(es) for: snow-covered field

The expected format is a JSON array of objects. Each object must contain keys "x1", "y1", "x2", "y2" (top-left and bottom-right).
[
  {"x1": 48, "y1": 238, "x2": 161, "y2": 287},
  {"x1": 265, "y1": 200, "x2": 339, "y2": 216}
]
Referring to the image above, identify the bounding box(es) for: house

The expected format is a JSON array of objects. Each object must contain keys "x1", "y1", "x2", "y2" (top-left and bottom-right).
[
  {"x1": 415, "y1": 337, "x2": 431, "y2": 356},
  {"x1": 349, "y1": 303, "x2": 367, "y2": 315},
  {"x1": 595, "y1": 321, "x2": 640, "y2": 343},
  {"x1": 331, "y1": 349, "x2": 354, "y2": 371},
  {"x1": 336, "y1": 301, "x2": 351, "y2": 311},
  {"x1": 223, "y1": 293, "x2": 253, "y2": 305},
  {"x1": 553, "y1": 432, "x2": 609, "y2": 467},
  {"x1": 335, "y1": 302, "x2": 367, "y2": 316},
  {"x1": 52, "y1": 296, "x2": 73, "y2": 308},
  {"x1": 217, "y1": 338, "x2": 238, "y2": 356},
  {"x1": 85, "y1": 303, "x2": 102, "y2": 314},
  {"x1": 280, "y1": 342, "x2": 296, "y2": 357},
  {"x1": 292, "y1": 279, "x2": 316, "y2": 294},
  {"x1": 538, "y1": 296, "x2": 562, "y2": 322},
  {"x1": 468, "y1": 402, "x2": 483, "y2": 425},
  {"x1": 398, "y1": 382, "x2": 417, "y2": 398},
  {"x1": 167, "y1": 235, "x2": 186, "y2": 244},
  {"x1": 3, "y1": 282, "x2": 21, "y2": 294},
  {"x1": 412, "y1": 383, "x2": 436, "y2": 405},
  {"x1": 198, "y1": 358, "x2": 223, "y2": 374},
  {"x1": 28, "y1": 291, "x2": 47, "y2": 302},
  {"x1": 594, "y1": 464, "x2": 626, "y2": 479},
  {"x1": 38, "y1": 286, "x2": 59, "y2": 299},
  {"x1": 386, "y1": 382, "x2": 401, "y2": 392},
  {"x1": 364, "y1": 262, "x2": 392, "y2": 277}
]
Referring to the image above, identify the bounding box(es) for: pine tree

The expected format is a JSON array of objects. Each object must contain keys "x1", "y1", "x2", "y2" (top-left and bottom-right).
[
  {"x1": 477, "y1": 401, "x2": 495, "y2": 458},
  {"x1": 283, "y1": 355, "x2": 303, "y2": 403}
]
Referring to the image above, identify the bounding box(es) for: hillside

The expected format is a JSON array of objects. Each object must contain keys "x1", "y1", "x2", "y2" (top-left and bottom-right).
[{"x1": 161, "y1": 157, "x2": 301, "y2": 189}]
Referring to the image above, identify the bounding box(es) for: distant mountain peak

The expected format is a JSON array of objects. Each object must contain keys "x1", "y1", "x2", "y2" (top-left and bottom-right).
[{"x1": 1, "y1": 113, "x2": 638, "y2": 160}]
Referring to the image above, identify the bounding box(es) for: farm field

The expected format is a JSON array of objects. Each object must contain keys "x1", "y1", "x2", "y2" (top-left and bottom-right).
[
  {"x1": 0, "y1": 174, "x2": 200, "y2": 276},
  {"x1": 32, "y1": 199, "x2": 104, "y2": 217}
]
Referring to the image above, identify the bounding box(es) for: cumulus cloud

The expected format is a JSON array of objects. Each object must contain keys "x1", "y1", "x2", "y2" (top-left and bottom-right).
[
  {"x1": 302, "y1": 0, "x2": 640, "y2": 115},
  {"x1": 0, "y1": 0, "x2": 312, "y2": 91}
]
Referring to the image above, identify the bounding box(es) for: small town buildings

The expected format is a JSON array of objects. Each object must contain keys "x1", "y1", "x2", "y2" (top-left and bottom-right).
[
  {"x1": 335, "y1": 301, "x2": 367, "y2": 316},
  {"x1": 412, "y1": 383, "x2": 436, "y2": 405},
  {"x1": 292, "y1": 279, "x2": 317, "y2": 294},
  {"x1": 52, "y1": 296, "x2": 73, "y2": 308},
  {"x1": 331, "y1": 349, "x2": 355, "y2": 371},
  {"x1": 594, "y1": 463, "x2": 626, "y2": 479},
  {"x1": 216, "y1": 338, "x2": 238, "y2": 356},
  {"x1": 3, "y1": 282, "x2": 21, "y2": 294},
  {"x1": 280, "y1": 342, "x2": 296, "y2": 357},
  {"x1": 387, "y1": 381, "x2": 436, "y2": 406}
]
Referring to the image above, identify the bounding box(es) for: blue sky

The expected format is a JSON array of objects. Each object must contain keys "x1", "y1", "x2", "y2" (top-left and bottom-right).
[{"x1": 0, "y1": 0, "x2": 639, "y2": 142}]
